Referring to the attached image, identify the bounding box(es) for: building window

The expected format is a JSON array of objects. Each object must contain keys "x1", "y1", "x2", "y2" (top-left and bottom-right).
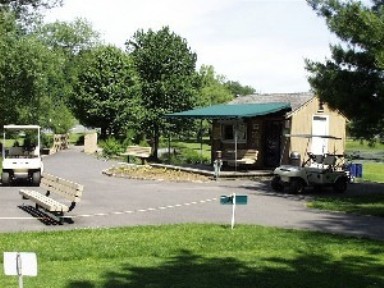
[
  {"x1": 220, "y1": 121, "x2": 247, "y2": 143},
  {"x1": 223, "y1": 124, "x2": 234, "y2": 140}
]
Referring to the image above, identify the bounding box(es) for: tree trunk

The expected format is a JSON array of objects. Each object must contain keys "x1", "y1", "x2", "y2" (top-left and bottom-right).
[{"x1": 153, "y1": 123, "x2": 159, "y2": 160}]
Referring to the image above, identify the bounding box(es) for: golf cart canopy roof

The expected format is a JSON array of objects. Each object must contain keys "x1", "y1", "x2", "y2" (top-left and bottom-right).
[
  {"x1": 4, "y1": 125, "x2": 41, "y2": 130},
  {"x1": 165, "y1": 102, "x2": 291, "y2": 119},
  {"x1": 284, "y1": 134, "x2": 342, "y2": 140}
]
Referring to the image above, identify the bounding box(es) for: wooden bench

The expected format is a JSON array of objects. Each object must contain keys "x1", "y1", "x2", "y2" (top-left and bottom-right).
[
  {"x1": 19, "y1": 173, "x2": 84, "y2": 224},
  {"x1": 222, "y1": 149, "x2": 259, "y2": 166},
  {"x1": 120, "y1": 145, "x2": 152, "y2": 164}
]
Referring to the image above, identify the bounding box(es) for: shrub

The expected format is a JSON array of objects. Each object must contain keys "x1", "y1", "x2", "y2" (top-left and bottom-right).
[
  {"x1": 167, "y1": 148, "x2": 209, "y2": 165},
  {"x1": 41, "y1": 133, "x2": 54, "y2": 149},
  {"x1": 99, "y1": 137, "x2": 123, "y2": 158}
]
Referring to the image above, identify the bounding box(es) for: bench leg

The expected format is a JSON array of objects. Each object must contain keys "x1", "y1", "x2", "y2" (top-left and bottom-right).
[{"x1": 58, "y1": 212, "x2": 65, "y2": 225}]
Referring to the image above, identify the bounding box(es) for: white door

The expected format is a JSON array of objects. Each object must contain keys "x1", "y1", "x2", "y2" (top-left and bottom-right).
[{"x1": 311, "y1": 115, "x2": 329, "y2": 155}]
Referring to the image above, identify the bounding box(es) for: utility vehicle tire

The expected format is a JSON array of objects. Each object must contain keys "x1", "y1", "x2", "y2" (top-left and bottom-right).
[
  {"x1": 271, "y1": 176, "x2": 284, "y2": 192},
  {"x1": 1, "y1": 172, "x2": 10, "y2": 186},
  {"x1": 32, "y1": 171, "x2": 41, "y2": 186},
  {"x1": 333, "y1": 177, "x2": 348, "y2": 193},
  {"x1": 289, "y1": 178, "x2": 305, "y2": 194}
]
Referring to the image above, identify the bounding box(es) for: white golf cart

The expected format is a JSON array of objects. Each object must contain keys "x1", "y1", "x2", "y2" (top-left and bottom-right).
[
  {"x1": 1, "y1": 125, "x2": 43, "y2": 186},
  {"x1": 271, "y1": 134, "x2": 349, "y2": 194}
]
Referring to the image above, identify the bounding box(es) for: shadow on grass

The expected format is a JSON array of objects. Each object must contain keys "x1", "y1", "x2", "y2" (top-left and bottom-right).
[{"x1": 66, "y1": 249, "x2": 383, "y2": 288}]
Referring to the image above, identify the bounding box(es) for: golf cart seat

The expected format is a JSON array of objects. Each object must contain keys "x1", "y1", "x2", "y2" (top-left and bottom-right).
[
  {"x1": 323, "y1": 154, "x2": 336, "y2": 166},
  {"x1": 313, "y1": 154, "x2": 324, "y2": 164},
  {"x1": 306, "y1": 153, "x2": 323, "y2": 166},
  {"x1": 9, "y1": 147, "x2": 23, "y2": 157},
  {"x1": 306, "y1": 153, "x2": 335, "y2": 169}
]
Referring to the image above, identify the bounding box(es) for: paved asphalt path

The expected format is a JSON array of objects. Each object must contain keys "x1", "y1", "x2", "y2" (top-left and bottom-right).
[{"x1": 1, "y1": 147, "x2": 384, "y2": 241}]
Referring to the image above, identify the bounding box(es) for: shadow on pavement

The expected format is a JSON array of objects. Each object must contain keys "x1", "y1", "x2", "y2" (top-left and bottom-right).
[{"x1": 18, "y1": 205, "x2": 73, "y2": 225}]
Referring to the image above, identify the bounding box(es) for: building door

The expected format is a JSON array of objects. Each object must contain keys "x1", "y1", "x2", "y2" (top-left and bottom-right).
[
  {"x1": 264, "y1": 121, "x2": 282, "y2": 167},
  {"x1": 311, "y1": 115, "x2": 329, "y2": 155}
]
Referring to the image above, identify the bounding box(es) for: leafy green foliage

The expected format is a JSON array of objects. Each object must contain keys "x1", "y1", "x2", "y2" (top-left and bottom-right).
[
  {"x1": 0, "y1": 14, "x2": 67, "y2": 128},
  {"x1": 306, "y1": 0, "x2": 384, "y2": 140},
  {"x1": 99, "y1": 137, "x2": 123, "y2": 158},
  {"x1": 36, "y1": 18, "x2": 100, "y2": 55},
  {"x1": 47, "y1": 103, "x2": 75, "y2": 133},
  {"x1": 35, "y1": 18, "x2": 101, "y2": 132},
  {"x1": 41, "y1": 132, "x2": 53, "y2": 148},
  {"x1": 197, "y1": 65, "x2": 233, "y2": 106},
  {"x1": 0, "y1": 0, "x2": 62, "y2": 29},
  {"x1": 179, "y1": 148, "x2": 210, "y2": 164},
  {"x1": 127, "y1": 26, "x2": 200, "y2": 158},
  {"x1": 224, "y1": 80, "x2": 256, "y2": 97},
  {"x1": 71, "y1": 45, "x2": 142, "y2": 139}
]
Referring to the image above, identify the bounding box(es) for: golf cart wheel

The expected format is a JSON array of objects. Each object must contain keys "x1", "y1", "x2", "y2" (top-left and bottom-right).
[
  {"x1": 333, "y1": 177, "x2": 348, "y2": 193},
  {"x1": 1, "y1": 172, "x2": 10, "y2": 186},
  {"x1": 271, "y1": 176, "x2": 284, "y2": 192},
  {"x1": 32, "y1": 171, "x2": 41, "y2": 186},
  {"x1": 289, "y1": 178, "x2": 305, "y2": 194}
]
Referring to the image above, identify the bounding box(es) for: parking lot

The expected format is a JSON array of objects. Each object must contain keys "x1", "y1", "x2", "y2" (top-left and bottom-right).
[{"x1": 1, "y1": 147, "x2": 384, "y2": 241}]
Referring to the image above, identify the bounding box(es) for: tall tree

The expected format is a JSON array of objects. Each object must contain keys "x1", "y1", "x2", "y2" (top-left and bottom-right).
[
  {"x1": 35, "y1": 19, "x2": 101, "y2": 132},
  {"x1": 0, "y1": 0, "x2": 62, "y2": 20},
  {"x1": 306, "y1": 0, "x2": 384, "y2": 140},
  {"x1": 0, "y1": 12, "x2": 77, "y2": 132},
  {"x1": 197, "y1": 65, "x2": 233, "y2": 106},
  {"x1": 0, "y1": 12, "x2": 68, "y2": 129},
  {"x1": 70, "y1": 45, "x2": 142, "y2": 139},
  {"x1": 224, "y1": 80, "x2": 256, "y2": 97},
  {"x1": 126, "y1": 26, "x2": 200, "y2": 158},
  {"x1": 36, "y1": 18, "x2": 101, "y2": 56}
]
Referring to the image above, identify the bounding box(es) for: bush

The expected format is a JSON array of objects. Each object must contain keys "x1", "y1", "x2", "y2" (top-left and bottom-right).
[
  {"x1": 99, "y1": 137, "x2": 123, "y2": 158},
  {"x1": 41, "y1": 133, "x2": 54, "y2": 149},
  {"x1": 167, "y1": 148, "x2": 210, "y2": 165}
]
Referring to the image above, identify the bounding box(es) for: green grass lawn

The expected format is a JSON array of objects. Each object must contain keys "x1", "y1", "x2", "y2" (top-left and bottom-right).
[
  {"x1": 360, "y1": 161, "x2": 384, "y2": 183},
  {"x1": 345, "y1": 139, "x2": 384, "y2": 183},
  {"x1": 346, "y1": 139, "x2": 384, "y2": 152},
  {"x1": 0, "y1": 224, "x2": 383, "y2": 288},
  {"x1": 308, "y1": 194, "x2": 384, "y2": 217},
  {"x1": 168, "y1": 138, "x2": 211, "y2": 158}
]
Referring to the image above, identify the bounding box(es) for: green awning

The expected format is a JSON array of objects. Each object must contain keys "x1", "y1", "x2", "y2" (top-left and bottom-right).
[{"x1": 165, "y1": 102, "x2": 291, "y2": 119}]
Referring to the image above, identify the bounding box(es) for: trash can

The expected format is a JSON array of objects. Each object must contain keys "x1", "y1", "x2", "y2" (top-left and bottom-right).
[
  {"x1": 348, "y1": 163, "x2": 363, "y2": 178},
  {"x1": 289, "y1": 151, "x2": 301, "y2": 166}
]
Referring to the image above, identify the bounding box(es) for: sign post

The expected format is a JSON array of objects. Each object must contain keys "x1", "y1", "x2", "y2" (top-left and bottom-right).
[
  {"x1": 220, "y1": 193, "x2": 248, "y2": 229},
  {"x1": 4, "y1": 252, "x2": 37, "y2": 288}
]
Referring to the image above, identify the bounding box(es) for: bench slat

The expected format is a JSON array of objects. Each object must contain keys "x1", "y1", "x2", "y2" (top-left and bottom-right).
[
  {"x1": 121, "y1": 146, "x2": 151, "y2": 158},
  {"x1": 20, "y1": 189, "x2": 69, "y2": 212},
  {"x1": 41, "y1": 174, "x2": 83, "y2": 202},
  {"x1": 222, "y1": 149, "x2": 258, "y2": 165}
]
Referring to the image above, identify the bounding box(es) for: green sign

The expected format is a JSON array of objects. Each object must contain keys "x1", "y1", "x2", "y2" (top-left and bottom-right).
[{"x1": 220, "y1": 195, "x2": 248, "y2": 205}]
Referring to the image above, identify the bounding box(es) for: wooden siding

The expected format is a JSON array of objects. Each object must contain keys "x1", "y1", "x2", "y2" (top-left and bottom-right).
[{"x1": 287, "y1": 97, "x2": 346, "y2": 165}]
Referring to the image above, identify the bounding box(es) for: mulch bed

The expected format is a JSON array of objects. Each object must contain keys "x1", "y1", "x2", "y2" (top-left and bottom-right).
[{"x1": 103, "y1": 164, "x2": 212, "y2": 183}]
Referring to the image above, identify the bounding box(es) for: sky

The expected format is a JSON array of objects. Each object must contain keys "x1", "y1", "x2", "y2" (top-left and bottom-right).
[{"x1": 44, "y1": 0, "x2": 338, "y2": 94}]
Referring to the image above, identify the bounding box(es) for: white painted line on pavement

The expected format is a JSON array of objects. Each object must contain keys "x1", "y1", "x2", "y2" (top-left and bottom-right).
[{"x1": 1, "y1": 198, "x2": 218, "y2": 221}]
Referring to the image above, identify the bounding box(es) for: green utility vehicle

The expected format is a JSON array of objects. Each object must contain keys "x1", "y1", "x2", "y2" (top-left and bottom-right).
[{"x1": 1, "y1": 125, "x2": 43, "y2": 185}]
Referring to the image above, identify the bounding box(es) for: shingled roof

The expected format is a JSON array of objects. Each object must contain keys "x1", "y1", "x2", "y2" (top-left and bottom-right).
[{"x1": 229, "y1": 92, "x2": 315, "y2": 112}]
